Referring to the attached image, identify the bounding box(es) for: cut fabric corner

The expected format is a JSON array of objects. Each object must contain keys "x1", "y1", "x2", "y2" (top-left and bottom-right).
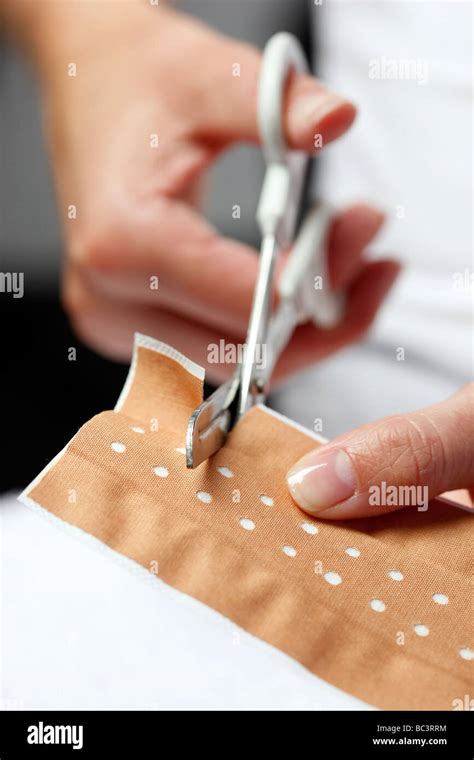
[{"x1": 20, "y1": 334, "x2": 473, "y2": 710}]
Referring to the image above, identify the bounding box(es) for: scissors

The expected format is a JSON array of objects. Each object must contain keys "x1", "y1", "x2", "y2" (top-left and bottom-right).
[{"x1": 186, "y1": 32, "x2": 344, "y2": 469}]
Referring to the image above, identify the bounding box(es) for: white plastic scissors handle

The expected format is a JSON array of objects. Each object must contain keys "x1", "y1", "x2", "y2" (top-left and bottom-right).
[
  {"x1": 256, "y1": 32, "x2": 309, "y2": 246},
  {"x1": 260, "y1": 203, "x2": 345, "y2": 382}
]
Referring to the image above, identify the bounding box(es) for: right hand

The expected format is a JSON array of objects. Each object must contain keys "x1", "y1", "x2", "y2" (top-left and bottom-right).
[{"x1": 25, "y1": 1, "x2": 399, "y2": 381}]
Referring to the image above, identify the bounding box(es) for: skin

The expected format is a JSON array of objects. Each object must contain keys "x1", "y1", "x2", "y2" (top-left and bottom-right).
[
  {"x1": 287, "y1": 384, "x2": 474, "y2": 518},
  {"x1": 2, "y1": 1, "x2": 470, "y2": 518}
]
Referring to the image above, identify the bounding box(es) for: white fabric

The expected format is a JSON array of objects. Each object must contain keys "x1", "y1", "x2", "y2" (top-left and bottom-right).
[
  {"x1": 275, "y1": 0, "x2": 473, "y2": 434},
  {"x1": 0, "y1": 494, "x2": 370, "y2": 711}
]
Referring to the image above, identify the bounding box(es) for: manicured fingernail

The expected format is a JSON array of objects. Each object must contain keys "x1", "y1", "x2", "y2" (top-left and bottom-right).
[
  {"x1": 292, "y1": 91, "x2": 355, "y2": 127},
  {"x1": 287, "y1": 449, "x2": 356, "y2": 514}
]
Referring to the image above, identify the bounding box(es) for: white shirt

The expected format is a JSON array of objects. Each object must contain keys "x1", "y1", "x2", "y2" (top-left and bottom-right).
[{"x1": 275, "y1": 0, "x2": 473, "y2": 435}]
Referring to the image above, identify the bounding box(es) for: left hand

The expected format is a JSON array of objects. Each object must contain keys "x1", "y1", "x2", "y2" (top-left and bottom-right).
[{"x1": 287, "y1": 384, "x2": 474, "y2": 518}]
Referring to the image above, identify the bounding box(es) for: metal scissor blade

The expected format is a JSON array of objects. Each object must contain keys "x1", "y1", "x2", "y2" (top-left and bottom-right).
[
  {"x1": 237, "y1": 232, "x2": 278, "y2": 418},
  {"x1": 185, "y1": 372, "x2": 240, "y2": 468}
]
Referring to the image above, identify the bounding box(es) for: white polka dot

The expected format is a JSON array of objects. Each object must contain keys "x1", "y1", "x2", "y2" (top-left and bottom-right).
[
  {"x1": 240, "y1": 518, "x2": 255, "y2": 531},
  {"x1": 131, "y1": 426, "x2": 145, "y2": 434},
  {"x1": 324, "y1": 571, "x2": 342, "y2": 586},
  {"x1": 175, "y1": 447, "x2": 186, "y2": 455},
  {"x1": 259, "y1": 495, "x2": 274, "y2": 507},
  {"x1": 388, "y1": 570, "x2": 404, "y2": 582},
  {"x1": 413, "y1": 624, "x2": 430, "y2": 637},
  {"x1": 196, "y1": 491, "x2": 212, "y2": 504},
  {"x1": 459, "y1": 647, "x2": 474, "y2": 661},
  {"x1": 217, "y1": 466, "x2": 234, "y2": 478},
  {"x1": 300, "y1": 522, "x2": 318, "y2": 535},
  {"x1": 111, "y1": 441, "x2": 126, "y2": 454},
  {"x1": 153, "y1": 466, "x2": 169, "y2": 478},
  {"x1": 370, "y1": 599, "x2": 386, "y2": 613},
  {"x1": 432, "y1": 593, "x2": 449, "y2": 605},
  {"x1": 282, "y1": 545, "x2": 297, "y2": 558},
  {"x1": 345, "y1": 547, "x2": 360, "y2": 558}
]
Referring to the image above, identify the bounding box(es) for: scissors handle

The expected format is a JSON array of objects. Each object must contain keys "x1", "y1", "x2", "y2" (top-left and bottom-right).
[
  {"x1": 238, "y1": 33, "x2": 311, "y2": 417},
  {"x1": 256, "y1": 203, "x2": 345, "y2": 384},
  {"x1": 277, "y1": 203, "x2": 345, "y2": 329},
  {"x1": 256, "y1": 33, "x2": 309, "y2": 248}
]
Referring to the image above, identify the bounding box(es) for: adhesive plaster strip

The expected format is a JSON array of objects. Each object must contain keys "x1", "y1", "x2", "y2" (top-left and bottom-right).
[{"x1": 21, "y1": 334, "x2": 473, "y2": 710}]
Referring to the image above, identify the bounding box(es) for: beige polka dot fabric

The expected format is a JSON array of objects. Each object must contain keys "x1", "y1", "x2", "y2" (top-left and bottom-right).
[{"x1": 22, "y1": 334, "x2": 473, "y2": 709}]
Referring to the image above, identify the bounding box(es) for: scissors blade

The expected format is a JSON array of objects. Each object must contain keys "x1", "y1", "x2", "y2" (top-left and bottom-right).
[
  {"x1": 237, "y1": 232, "x2": 278, "y2": 418},
  {"x1": 185, "y1": 372, "x2": 240, "y2": 468}
]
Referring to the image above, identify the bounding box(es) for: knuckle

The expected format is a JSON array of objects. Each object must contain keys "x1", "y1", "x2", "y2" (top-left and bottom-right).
[
  {"x1": 386, "y1": 414, "x2": 445, "y2": 488},
  {"x1": 377, "y1": 418, "x2": 426, "y2": 485},
  {"x1": 403, "y1": 414, "x2": 446, "y2": 488},
  {"x1": 67, "y1": 215, "x2": 125, "y2": 272},
  {"x1": 350, "y1": 414, "x2": 443, "y2": 490}
]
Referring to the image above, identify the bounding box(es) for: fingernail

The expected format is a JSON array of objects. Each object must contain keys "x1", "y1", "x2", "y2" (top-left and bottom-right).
[
  {"x1": 292, "y1": 91, "x2": 356, "y2": 131},
  {"x1": 287, "y1": 448, "x2": 356, "y2": 514}
]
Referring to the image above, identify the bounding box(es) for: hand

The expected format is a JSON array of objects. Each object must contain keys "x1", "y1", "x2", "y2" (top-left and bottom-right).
[
  {"x1": 287, "y1": 384, "x2": 474, "y2": 518},
  {"x1": 12, "y1": 2, "x2": 398, "y2": 381}
]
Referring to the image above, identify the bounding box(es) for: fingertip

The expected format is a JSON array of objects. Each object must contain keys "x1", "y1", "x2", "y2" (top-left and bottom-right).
[
  {"x1": 348, "y1": 259, "x2": 401, "y2": 321},
  {"x1": 328, "y1": 204, "x2": 387, "y2": 289},
  {"x1": 315, "y1": 100, "x2": 357, "y2": 148},
  {"x1": 285, "y1": 77, "x2": 357, "y2": 151},
  {"x1": 287, "y1": 448, "x2": 357, "y2": 514},
  {"x1": 371, "y1": 259, "x2": 402, "y2": 298}
]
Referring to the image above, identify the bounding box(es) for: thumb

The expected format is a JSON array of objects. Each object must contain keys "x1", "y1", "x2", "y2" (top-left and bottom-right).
[
  {"x1": 198, "y1": 36, "x2": 356, "y2": 152},
  {"x1": 287, "y1": 384, "x2": 474, "y2": 519}
]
